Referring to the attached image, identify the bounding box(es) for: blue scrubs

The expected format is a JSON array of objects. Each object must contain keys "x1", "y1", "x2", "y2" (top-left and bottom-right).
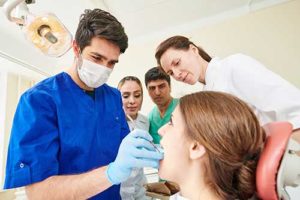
[{"x1": 4, "y1": 72, "x2": 130, "y2": 199}]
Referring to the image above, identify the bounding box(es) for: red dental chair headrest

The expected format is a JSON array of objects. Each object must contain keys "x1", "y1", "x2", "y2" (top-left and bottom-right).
[{"x1": 256, "y1": 122, "x2": 293, "y2": 200}]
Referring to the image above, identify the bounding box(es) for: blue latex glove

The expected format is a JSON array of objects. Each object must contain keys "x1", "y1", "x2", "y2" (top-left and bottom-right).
[{"x1": 106, "y1": 129, "x2": 163, "y2": 185}]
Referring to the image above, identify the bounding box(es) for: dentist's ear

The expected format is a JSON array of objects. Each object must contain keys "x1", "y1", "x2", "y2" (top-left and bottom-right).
[
  {"x1": 72, "y1": 40, "x2": 80, "y2": 57},
  {"x1": 189, "y1": 141, "x2": 206, "y2": 160}
]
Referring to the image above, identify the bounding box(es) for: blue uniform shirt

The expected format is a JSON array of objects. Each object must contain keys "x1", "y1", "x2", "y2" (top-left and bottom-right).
[{"x1": 4, "y1": 72, "x2": 130, "y2": 199}]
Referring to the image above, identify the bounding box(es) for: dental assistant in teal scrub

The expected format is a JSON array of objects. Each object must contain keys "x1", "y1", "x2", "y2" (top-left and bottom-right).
[{"x1": 145, "y1": 67, "x2": 179, "y2": 144}]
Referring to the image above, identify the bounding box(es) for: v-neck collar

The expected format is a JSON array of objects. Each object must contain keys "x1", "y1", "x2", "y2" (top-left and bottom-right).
[
  {"x1": 155, "y1": 98, "x2": 175, "y2": 119},
  {"x1": 62, "y1": 72, "x2": 98, "y2": 109},
  {"x1": 203, "y1": 57, "x2": 220, "y2": 91}
]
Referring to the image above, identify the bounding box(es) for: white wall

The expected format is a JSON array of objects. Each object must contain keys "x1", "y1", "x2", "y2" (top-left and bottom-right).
[
  {"x1": 0, "y1": 56, "x2": 45, "y2": 194},
  {"x1": 0, "y1": 73, "x2": 7, "y2": 187}
]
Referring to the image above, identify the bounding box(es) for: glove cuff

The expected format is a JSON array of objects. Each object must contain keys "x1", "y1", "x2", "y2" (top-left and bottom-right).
[{"x1": 105, "y1": 163, "x2": 121, "y2": 185}]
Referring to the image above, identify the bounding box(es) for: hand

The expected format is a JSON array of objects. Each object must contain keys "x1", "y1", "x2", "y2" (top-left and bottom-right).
[{"x1": 106, "y1": 129, "x2": 163, "y2": 185}]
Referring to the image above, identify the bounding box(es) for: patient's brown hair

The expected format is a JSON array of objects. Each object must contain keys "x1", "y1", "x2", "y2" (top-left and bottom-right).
[{"x1": 179, "y1": 91, "x2": 266, "y2": 200}]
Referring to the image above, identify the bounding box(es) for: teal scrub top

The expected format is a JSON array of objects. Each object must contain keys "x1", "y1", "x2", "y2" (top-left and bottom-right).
[{"x1": 148, "y1": 98, "x2": 179, "y2": 144}]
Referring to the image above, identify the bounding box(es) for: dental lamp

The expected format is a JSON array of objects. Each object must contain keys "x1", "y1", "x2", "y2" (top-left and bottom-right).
[{"x1": 3, "y1": 0, "x2": 72, "y2": 57}]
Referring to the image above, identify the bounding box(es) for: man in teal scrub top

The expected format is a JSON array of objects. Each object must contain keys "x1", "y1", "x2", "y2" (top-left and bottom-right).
[{"x1": 145, "y1": 67, "x2": 179, "y2": 144}]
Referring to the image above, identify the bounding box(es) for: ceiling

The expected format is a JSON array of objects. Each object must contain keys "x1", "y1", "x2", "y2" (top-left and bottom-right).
[{"x1": 0, "y1": 0, "x2": 289, "y2": 75}]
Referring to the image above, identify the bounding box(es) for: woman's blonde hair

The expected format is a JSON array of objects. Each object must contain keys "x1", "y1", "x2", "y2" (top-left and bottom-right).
[{"x1": 179, "y1": 91, "x2": 266, "y2": 199}]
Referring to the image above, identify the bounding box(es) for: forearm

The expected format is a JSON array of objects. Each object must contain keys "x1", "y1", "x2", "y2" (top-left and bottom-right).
[{"x1": 25, "y1": 166, "x2": 112, "y2": 200}]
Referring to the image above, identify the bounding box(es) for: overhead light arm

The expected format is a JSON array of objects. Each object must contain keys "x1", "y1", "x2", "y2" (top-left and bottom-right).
[{"x1": 3, "y1": 0, "x2": 33, "y2": 25}]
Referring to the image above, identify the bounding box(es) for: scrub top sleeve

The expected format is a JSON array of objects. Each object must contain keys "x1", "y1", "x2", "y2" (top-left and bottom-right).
[
  {"x1": 230, "y1": 55, "x2": 300, "y2": 129},
  {"x1": 4, "y1": 90, "x2": 59, "y2": 189}
]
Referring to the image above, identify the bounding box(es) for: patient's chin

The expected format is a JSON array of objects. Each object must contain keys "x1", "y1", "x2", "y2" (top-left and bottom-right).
[
  {"x1": 158, "y1": 160, "x2": 165, "y2": 179},
  {"x1": 158, "y1": 160, "x2": 171, "y2": 181}
]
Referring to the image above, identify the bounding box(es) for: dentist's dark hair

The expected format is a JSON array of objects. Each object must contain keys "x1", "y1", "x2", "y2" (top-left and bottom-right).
[
  {"x1": 75, "y1": 9, "x2": 128, "y2": 53},
  {"x1": 155, "y1": 35, "x2": 211, "y2": 67}
]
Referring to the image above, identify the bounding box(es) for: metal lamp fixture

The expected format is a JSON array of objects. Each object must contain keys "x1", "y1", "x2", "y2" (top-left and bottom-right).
[{"x1": 3, "y1": 0, "x2": 72, "y2": 57}]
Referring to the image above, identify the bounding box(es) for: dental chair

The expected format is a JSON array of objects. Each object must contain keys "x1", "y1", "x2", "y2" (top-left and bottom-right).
[{"x1": 256, "y1": 122, "x2": 300, "y2": 200}]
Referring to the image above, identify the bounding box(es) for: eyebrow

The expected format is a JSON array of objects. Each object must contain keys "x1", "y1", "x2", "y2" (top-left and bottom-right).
[
  {"x1": 90, "y1": 52, "x2": 119, "y2": 63},
  {"x1": 158, "y1": 82, "x2": 167, "y2": 87},
  {"x1": 122, "y1": 90, "x2": 142, "y2": 94},
  {"x1": 149, "y1": 82, "x2": 166, "y2": 88}
]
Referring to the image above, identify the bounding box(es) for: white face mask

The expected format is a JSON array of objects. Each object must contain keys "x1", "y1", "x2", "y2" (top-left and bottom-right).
[{"x1": 77, "y1": 58, "x2": 112, "y2": 88}]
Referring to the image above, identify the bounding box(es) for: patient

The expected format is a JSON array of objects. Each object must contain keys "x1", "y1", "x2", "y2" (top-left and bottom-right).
[{"x1": 158, "y1": 91, "x2": 266, "y2": 200}]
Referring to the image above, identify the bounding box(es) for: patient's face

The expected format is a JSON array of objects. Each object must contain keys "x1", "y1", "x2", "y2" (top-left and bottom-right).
[{"x1": 158, "y1": 106, "x2": 190, "y2": 182}]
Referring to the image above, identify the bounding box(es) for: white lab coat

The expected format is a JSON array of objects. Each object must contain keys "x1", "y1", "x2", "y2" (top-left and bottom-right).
[
  {"x1": 126, "y1": 113, "x2": 150, "y2": 132},
  {"x1": 120, "y1": 113, "x2": 149, "y2": 200},
  {"x1": 169, "y1": 193, "x2": 189, "y2": 200},
  {"x1": 169, "y1": 192, "x2": 257, "y2": 199},
  {"x1": 203, "y1": 53, "x2": 300, "y2": 129}
]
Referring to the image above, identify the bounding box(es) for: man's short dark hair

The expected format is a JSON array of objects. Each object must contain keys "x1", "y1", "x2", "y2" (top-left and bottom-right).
[
  {"x1": 144, "y1": 67, "x2": 171, "y2": 87},
  {"x1": 75, "y1": 9, "x2": 128, "y2": 53}
]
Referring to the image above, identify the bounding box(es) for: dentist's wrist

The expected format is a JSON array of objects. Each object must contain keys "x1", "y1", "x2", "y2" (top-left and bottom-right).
[{"x1": 105, "y1": 162, "x2": 120, "y2": 185}]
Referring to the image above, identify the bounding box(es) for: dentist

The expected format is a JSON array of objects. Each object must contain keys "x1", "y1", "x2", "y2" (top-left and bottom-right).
[
  {"x1": 155, "y1": 35, "x2": 300, "y2": 143},
  {"x1": 4, "y1": 9, "x2": 162, "y2": 199}
]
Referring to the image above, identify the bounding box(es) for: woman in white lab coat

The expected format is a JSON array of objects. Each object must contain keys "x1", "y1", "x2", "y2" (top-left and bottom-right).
[
  {"x1": 118, "y1": 76, "x2": 149, "y2": 200},
  {"x1": 158, "y1": 91, "x2": 266, "y2": 200},
  {"x1": 155, "y1": 35, "x2": 300, "y2": 141}
]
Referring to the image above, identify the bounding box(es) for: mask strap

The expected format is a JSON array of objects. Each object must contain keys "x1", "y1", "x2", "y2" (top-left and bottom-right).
[{"x1": 76, "y1": 49, "x2": 83, "y2": 70}]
